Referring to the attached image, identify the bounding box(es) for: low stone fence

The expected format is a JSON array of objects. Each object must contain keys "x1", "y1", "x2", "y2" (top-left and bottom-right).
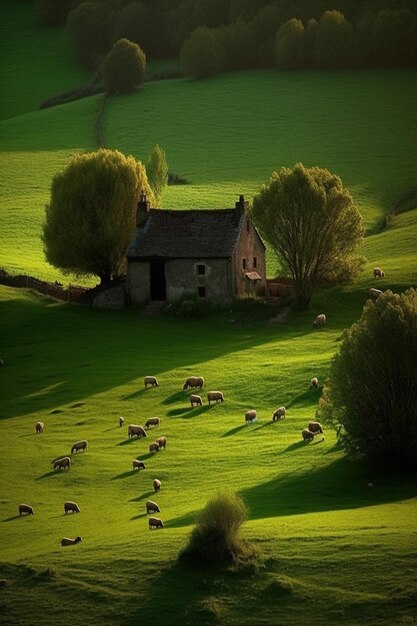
[{"x1": 0, "y1": 269, "x2": 91, "y2": 304}]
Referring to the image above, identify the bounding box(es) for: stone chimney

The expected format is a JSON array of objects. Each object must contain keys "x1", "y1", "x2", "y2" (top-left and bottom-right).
[
  {"x1": 235, "y1": 194, "x2": 249, "y2": 211},
  {"x1": 136, "y1": 192, "x2": 150, "y2": 227}
]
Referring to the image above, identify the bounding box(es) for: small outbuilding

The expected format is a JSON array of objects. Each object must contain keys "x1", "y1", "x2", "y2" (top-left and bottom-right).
[{"x1": 126, "y1": 194, "x2": 266, "y2": 303}]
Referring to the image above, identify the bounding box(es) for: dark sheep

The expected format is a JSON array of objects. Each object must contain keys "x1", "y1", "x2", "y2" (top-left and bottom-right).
[
  {"x1": 35, "y1": 421, "x2": 44, "y2": 434},
  {"x1": 61, "y1": 536, "x2": 82, "y2": 547},
  {"x1": 19, "y1": 504, "x2": 34, "y2": 516},
  {"x1": 133, "y1": 460, "x2": 146, "y2": 470},
  {"x1": 71, "y1": 440, "x2": 88, "y2": 454},
  {"x1": 64, "y1": 501, "x2": 80, "y2": 514},
  {"x1": 308, "y1": 421, "x2": 323, "y2": 434},
  {"x1": 128, "y1": 424, "x2": 147, "y2": 439},
  {"x1": 156, "y1": 436, "x2": 166, "y2": 450},
  {"x1": 302, "y1": 428, "x2": 315, "y2": 441},
  {"x1": 245, "y1": 409, "x2": 257, "y2": 424},
  {"x1": 369, "y1": 287, "x2": 382, "y2": 300},
  {"x1": 145, "y1": 417, "x2": 160, "y2": 430},
  {"x1": 190, "y1": 394, "x2": 203, "y2": 407},
  {"x1": 149, "y1": 517, "x2": 163, "y2": 529},
  {"x1": 144, "y1": 376, "x2": 159, "y2": 388},
  {"x1": 373, "y1": 267, "x2": 385, "y2": 278},
  {"x1": 272, "y1": 407, "x2": 286, "y2": 421},
  {"x1": 149, "y1": 442, "x2": 159, "y2": 454},
  {"x1": 146, "y1": 500, "x2": 160, "y2": 514},
  {"x1": 207, "y1": 391, "x2": 224, "y2": 404},
  {"x1": 54, "y1": 457, "x2": 71, "y2": 471},
  {"x1": 183, "y1": 376, "x2": 204, "y2": 391}
]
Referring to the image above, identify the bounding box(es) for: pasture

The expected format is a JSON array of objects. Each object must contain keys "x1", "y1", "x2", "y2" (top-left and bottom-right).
[{"x1": 1, "y1": 2, "x2": 417, "y2": 623}]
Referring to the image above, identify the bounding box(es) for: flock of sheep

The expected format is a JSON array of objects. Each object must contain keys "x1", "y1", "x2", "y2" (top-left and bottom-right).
[{"x1": 16, "y1": 267, "x2": 385, "y2": 544}]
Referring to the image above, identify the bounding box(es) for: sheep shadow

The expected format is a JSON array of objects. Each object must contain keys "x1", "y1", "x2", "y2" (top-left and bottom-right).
[
  {"x1": 168, "y1": 405, "x2": 212, "y2": 419},
  {"x1": 116, "y1": 438, "x2": 147, "y2": 446},
  {"x1": 164, "y1": 511, "x2": 197, "y2": 529},
  {"x1": 162, "y1": 391, "x2": 185, "y2": 406},
  {"x1": 130, "y1": 512, "x2": 148, "y2": 521},
  {"x1": 220, "y1": 424, "x2": 247, "y2": 438},
  {"x1": 36, "y1": 470, "x2": 59, "y2": 480},
  {"x1": 240, "y1": 456, "x2": 417, "y2": 519},
  {"x1": 111, "y1": 470, "x2": 138, "y2": 481},
  {"x1": 278, "y1": 440, "x2": 308, "y2": 454},
  {"x1": 70, "y1": 402, "x2": 84, "y2": 409},
  {"x1": 252, "y1": 420, "x2": 277, "y2": 432},
  {"x1": 129, "y1": 491, "x2": 154, "y2": 502},
  {"x1": 49, "y1": 409, "x2": 63, "y2": 414},
  {"x1": 122, "y1": 388, "x2": 147, "y2": 401},
  {"x1": 2, "y1": 515, "x2": 21, "y2": 522}
]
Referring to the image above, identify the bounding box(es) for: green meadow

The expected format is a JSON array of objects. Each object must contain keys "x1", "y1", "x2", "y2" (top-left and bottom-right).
[{"x1": 1, "y1": 2, "x2": 417, "y2": 624}]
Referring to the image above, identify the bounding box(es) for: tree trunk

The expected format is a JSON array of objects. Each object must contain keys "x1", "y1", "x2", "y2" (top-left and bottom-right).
[
  {"x1": 293, "y1": 279, "x2": 313, "y2": 309},
  {"x1": 99, "y1": 272, "x2": 111, "y2": 288}
]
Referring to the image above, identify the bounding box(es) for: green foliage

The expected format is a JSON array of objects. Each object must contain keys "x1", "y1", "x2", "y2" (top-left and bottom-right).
[
  {"x1": 180, "y1": 27, "x2": 223, "y2": 78},
  {"x1": 36, "y1": 0, "x2": 74, "y2": 26},
  {"x1": 318, "y1": 288, "x2": 417, "y2": 469},
  {"x1": 66, "y1": 1, "x2": 111, "y2": 68},
  {"x1": 42, "y1": 148, "x2": 154, "y2": 284},
  {"x1": 275, "y1": 18, "x2": 306, "y2": 70},
  {"x1": 251, "y1": 164, "x2": 365, "y2": 308},
  {"x1": 180, "y1": 492, "x2": 249, "y2": 568},
  {"x1": 146, "y1": 144, "x2": 168, "y2": 205},
  {"x1": 315, "y1": 10, "x2": 354, "y2": 69},
  {"x1": 101, "y1": 38, "x2": 146, "y2": 94}
]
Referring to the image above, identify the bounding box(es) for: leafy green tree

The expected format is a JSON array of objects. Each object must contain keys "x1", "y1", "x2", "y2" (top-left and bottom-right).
[
  {"x1": 101, "y1": 38, "x2": 146, "y2": 94},
  {"x1": 251, "y1": 163, "x2": 365, "y2": 308},
  {"x1": 146, "y1": 145, "x2": 168, "y2": 206},
  {"x1": 275, "y1": 18, "x2": 306, "y2": 69},
  {"x1": 180, "y1": 26, "x2": 223, "y2": 78},
  {"x1": 317, "y1": 289, "x2": 417, "y2": 469},
  {"x1": 112, "y1": 2, "x2": 148, "y2": 47},
  {"x1": 372, "y1": 9, "x2": 414, "y2": 67},
  {"x1": 36, "y1": 0, "x2": 74, "y2": 26},
  {"x1": 66, "y1": 1, "x2": 111, "y2": 68},
  {"x1": 42, "y1": 149, "x2": 154, "y2": 285},
  {"x1": 315, "y1": 10, "x2": 353, "y2": 68}
]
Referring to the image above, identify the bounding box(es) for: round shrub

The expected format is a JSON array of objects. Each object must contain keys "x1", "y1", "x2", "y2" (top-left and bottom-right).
[
  {"x1": 180, "y1": 27, "x2": 223, "y2": 79},
  {"x1": 101, "y1": 38, "x2": 146, "y2": 94},
  {"x1": 317, "y1": 288, "x2": 417, "y2": 468}
]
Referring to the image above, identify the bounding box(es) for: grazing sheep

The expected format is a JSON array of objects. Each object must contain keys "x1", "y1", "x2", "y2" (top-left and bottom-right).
[
  {"x1": 148, "y1": 517, "x2": 163, "y2": 529},
  {"x1": 156, "y1": 436, "x2": 166, "y2": 450},
  {"x1": 64, "y1": 501, "x2": 80, "y2": 514},
  {"x1": 183, "y1": 376, "x2": 204, "y2": 391},
  {"x1": 0, "y1": 579, "x2": 7, "y2": 587},
  {"x1": 369, "y1": 287, "x2": 382, "y2": 300},
  {"x1": 245, "y1": 409, "x2": 257, "y2": 425},
  {"x1": 272, "y1": 407, "x2": 286, "y2": 421},
  {"x1": 119, "y1": 416, "x2": 125, "y2": 428},
  {"x1": 302, "y1": 428, "x2": 315, "y2": 441},
  {"x1": 373, "y1": 267, "x2": 385, "y2": 278},
  {"x1": 153, "y1": 479, "x2": 161, "y2": 492},
  {"x1": 53, "y1": 456, "x2": 71, "y2": 471},
  {"x1": 190, "y1": 394, "x2": 203, "y2": 407},
  {"x1": 128, "y1": 424, "x2": 147, "y2": 439},
  {"x1": 133, "y1": 460, "x2": 146, "y2": 470},
  {"x1": 61, "y1": 536, "x2": 82, "y2": 547},
  {"x1": 19, "y1": 504, "x2": 34, "y2": 516},
  {"x1": 308, "y1": 421, "x2": 323, "y2": 434},
  {"x1": 146, "y1": 500, "x2": 160, "y2": 514},
  {"x1": 149, "y1": 442, "x2": 159, "y2": 454},
  {"x1": 145, "y1": 417, "x2": 160, "y2": 430},
  {"x1": 144, "y1": 376, "x2": 159, "y2": 388},
  {"x1": 35, "y1": 421, "x2": 44, "y2": 434},
  {"x1": 71, "y1": 440, "x2": 88, "y2": 454},
  {"x1": 313, "y1": 313, "x2": 326, "y2": 327},
  {"x1": 310, "y1": 377, "x2": 319, "y2": 390},
  {"x1": 207, "y1": 391, "x2": 224, "y2": 404}
]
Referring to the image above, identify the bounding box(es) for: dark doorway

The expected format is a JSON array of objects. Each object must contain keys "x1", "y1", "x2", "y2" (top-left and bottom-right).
[{"x1": 150, "y1": 260, "x2": 166, "y2": 300}]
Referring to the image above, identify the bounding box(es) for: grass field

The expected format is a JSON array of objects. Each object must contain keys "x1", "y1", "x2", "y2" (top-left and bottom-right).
[{"x1": 1, "y1": 2, "x2": 417, "y2": 624}]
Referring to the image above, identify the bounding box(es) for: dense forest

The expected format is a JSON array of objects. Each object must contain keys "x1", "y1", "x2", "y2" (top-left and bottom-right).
[{"x1": 37, "y1": 0, "x2": 417, "y2": 74}]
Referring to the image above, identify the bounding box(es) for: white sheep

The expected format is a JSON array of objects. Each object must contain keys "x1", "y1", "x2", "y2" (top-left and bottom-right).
[
  {"x1": 190, "y1": 394, "x2": 203, "y2": 407},
  {"x1": 153, "y1": 479, "x2": 161, "y2": 492},
  {"x1": 146, "y1": 500, "x2": 160, "y2": 514},
  {"x1": 183, "y1": 376, "x2": 204, "y2": 390},
  {"x1": 35, "y1": 421, "x2": 44, "y2": 434},
  {"x1": 310, "y1": 377, "x2": 319, "y2": 390},
  {"x1": 119, "y1": 416, "x2": 125, "y2": 428},
  {"x1": 207, "y1": 391, "x2": 224, "y2": 404},
  {"x1": 313, "y1": 313, "x2": 326, "y2": 327},
  {"x1": 149, "y1": 442, "x2": 159, "y2": 454},
  {"x1": 272, "y1": 407, "x2": 286, "y2": 421},
  {"x1": 373, "y1": 267, "x2": 385, "y2": 278},
  {"x1": 133, "y1": 460, "x2": 146, "y2": 470},
  {"x1": 144, "y1": 376, "x2": 159, "y2": 388}
]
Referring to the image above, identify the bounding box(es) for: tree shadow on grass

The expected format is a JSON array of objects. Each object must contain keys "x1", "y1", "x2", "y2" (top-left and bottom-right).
[
  {"x1": 287, "y1": 390, "x2": 322, "y2": 409},
  {"x1": 162, "y1": 391, "x2": 185, "y2": 406},
  {"x1": 129, "y1": 491, "x2": 154, "y2": 502},
  {"x1": 220, "y1": 424, "x2": 247, "y2": 438},
  {"x1": 164, "y1": 510, "x2": 197, "y2": 529},
  {"x1": 240, "y1": 456, "x2": 417, "y2": 519},
  {"x1": 2, "y1": 515, "x2": 21, "y2": 522}
]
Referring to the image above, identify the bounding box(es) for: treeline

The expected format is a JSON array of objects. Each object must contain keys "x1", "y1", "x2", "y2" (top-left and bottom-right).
[{"x1": 36, "y1": 0, "x2": 417, "y2": 72}]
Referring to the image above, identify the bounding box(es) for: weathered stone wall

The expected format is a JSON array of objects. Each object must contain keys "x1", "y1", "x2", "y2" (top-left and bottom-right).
[
  {"x1": 165, "y1": 258, "x2": 232, "y2": 301},
  {"x1": 232, "y1": 218, "x2": 266, "y2": 296},
  {"x1": 92, "y1": 284, "x2": 126, "y2": 309},
  {"x1": 127, "y1": 261, "x2": 150, "y2": 303}
]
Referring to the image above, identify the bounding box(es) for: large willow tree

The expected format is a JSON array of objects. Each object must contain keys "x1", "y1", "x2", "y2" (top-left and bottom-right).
[
  {"x1": 42, "y1": 149, "x2": 154, "y2": 285},
  {"x1": 251, "y1": 163, "x2": 365, "y2": 308}
]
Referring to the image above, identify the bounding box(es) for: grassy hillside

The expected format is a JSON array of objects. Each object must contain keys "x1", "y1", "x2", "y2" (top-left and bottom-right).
[
  {"x1": 0, "y1": 1, "x2": 87, "y2": 121},
  {"x1": 1, "y1": 283, "x2": 416, "y2": 625},
  {"x1": 1, "y1": 69, "x2": 417, "y2": 282}
]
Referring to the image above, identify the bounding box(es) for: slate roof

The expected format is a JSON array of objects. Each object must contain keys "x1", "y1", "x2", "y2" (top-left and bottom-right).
[{"x1": 127, "y1": 207, "x2": 247, "y2": 259}]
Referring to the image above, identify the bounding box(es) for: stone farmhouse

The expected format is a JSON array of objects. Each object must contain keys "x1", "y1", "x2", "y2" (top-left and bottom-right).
[{"x1": 126, "y1": 194, "x2": 266, "y2": 303}]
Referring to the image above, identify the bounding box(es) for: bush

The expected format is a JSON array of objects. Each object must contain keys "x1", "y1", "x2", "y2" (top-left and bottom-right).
[
  {"x1": 180, "y1": 27, "x2": 224, "y2": 78},
  {"x1": 66, "y1": 1, "x2": 111, "y2": 68},
  {"x1": 180, "y1": 492, "x2": 249, "y2": 569},
  {"x1": 317, "y1": 288, "x2": 417, "y2": 469},
  {"x1": 101, "y1": 38, "x2": 146, "y2": 94},
  {"x1": 275, "y1": 18, "x2": 306, "y2": 70}
]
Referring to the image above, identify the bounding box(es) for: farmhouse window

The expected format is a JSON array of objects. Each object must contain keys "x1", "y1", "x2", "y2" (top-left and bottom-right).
[
  {"x1": 242, "y1": 258, "x2": 247, "y2": 270},
  {"x1": 197, "y1": 264, "x2": 206, "y2": 275},
  {"x1": 198, "y1": 286, "x2": 206, "y2": 298},
  {"x1": 253, "y1": 257, "x2": 257, "y2": 268}
]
